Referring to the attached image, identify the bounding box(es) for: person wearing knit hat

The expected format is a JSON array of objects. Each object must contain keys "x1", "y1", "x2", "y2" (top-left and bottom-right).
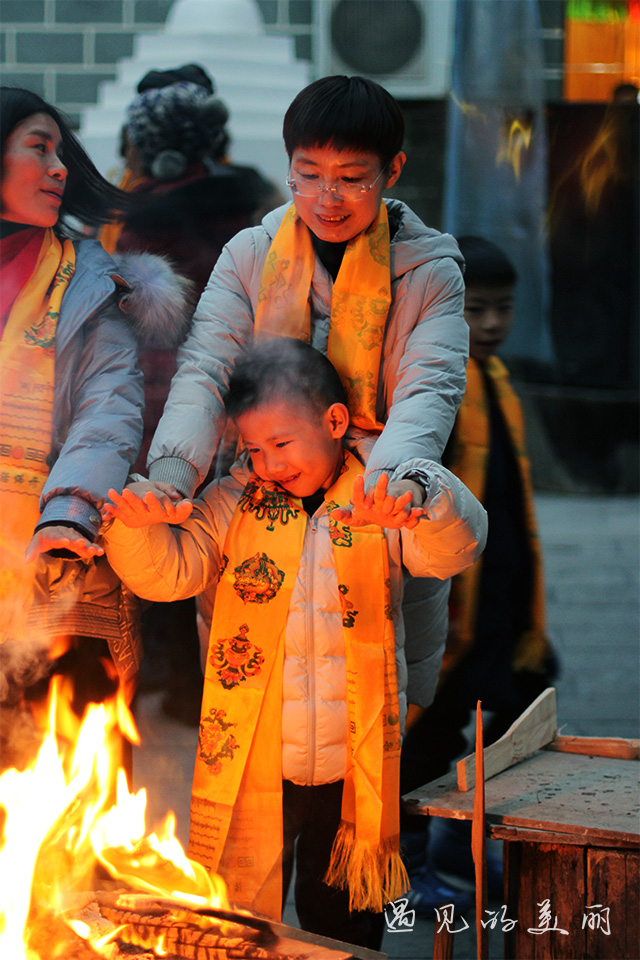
[
  {"x1": 136, "y1": 62, "x2": 215, "y2": 95},
  {"x1": 124, "y1": 81, "x2": 230, "y2": 182}
]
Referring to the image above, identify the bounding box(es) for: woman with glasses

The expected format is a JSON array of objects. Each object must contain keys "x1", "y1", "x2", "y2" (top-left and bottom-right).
[{"x1": 146, "y1": 75, "x2": 467, "y2": 505}]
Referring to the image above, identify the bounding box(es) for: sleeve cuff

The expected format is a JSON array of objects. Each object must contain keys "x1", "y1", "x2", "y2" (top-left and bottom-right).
[
  {"x1": 36, "y1": 495, "x2": 101, "y2": 540},
  {"x1": 390, "y1": 462, "x2": 432, "y2": 499},
  {"x1": 148, "y1": 457, "x2": 200, "y2": 498}
]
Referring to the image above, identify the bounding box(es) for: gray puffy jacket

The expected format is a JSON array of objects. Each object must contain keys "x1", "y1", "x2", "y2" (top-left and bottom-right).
[
  {"x1": 148, "y1": 199, "x2": 468, "y2": 497},
  {"x1": 28, "y1": 240, "x2": 191, "y2": 682}
]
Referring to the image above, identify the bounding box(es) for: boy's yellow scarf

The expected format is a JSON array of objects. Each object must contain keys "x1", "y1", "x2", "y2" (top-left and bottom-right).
[
  {"x1": 188, "y1": 451, "x2": 408, "y2": 919},
  {"x1": 442, "y1": 356, "x2": 548, "y2": 679},
  {"x1": 254, "y1": 202, "x2": 391, "y2": 433},
  {"x1": 0, "y1": 229, "x2": 75, "y2": 638}
]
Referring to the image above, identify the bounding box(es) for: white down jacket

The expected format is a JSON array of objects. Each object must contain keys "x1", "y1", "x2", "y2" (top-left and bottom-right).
[
  {"x1": 104, "y1": 452, "x2": 487, "y2": 786},
  {"x1": 147, "y1": 199, "x2": 468, "y2": 497}
]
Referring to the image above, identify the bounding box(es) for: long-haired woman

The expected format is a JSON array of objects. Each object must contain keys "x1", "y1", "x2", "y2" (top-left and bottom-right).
[{"x1": 0, "y1": 87, "x2": 190, "y2": 752}]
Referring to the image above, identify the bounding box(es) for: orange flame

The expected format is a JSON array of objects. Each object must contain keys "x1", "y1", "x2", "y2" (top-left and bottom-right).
[{"x1": 0, "y1": 678, "x2": 228, "y2": 958}]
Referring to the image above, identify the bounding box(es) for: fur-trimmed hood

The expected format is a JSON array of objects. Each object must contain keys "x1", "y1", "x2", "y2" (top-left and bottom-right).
[{"x1": 110, "y1": 250, "x2": 194, "y2": 349}]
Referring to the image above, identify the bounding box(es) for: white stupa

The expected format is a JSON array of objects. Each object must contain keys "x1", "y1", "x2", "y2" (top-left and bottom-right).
[{"x1": 79, "y1": 0, "x2": 311, "y2": 188}]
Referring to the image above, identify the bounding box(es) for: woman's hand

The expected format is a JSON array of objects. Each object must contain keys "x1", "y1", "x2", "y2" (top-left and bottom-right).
[
  {"x1": 25, "y1": 525, "x2": 104, "y2": 561},
  {"x1": 331, "y1": 474, "x2": 424, "y2": 529},
  {"x1": 103, "y1": 481, "x2": 193, "y2": 528}
]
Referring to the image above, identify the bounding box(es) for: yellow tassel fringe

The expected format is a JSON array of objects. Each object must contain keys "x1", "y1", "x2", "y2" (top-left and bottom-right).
[{"x1": 324, "y1": 821, "x2": 410, "y2": 913}]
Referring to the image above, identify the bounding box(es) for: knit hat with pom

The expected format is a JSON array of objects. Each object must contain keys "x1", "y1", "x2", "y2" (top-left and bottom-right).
[{"x1": 125, "y1": 80, "x2": 229, "y2": 181}]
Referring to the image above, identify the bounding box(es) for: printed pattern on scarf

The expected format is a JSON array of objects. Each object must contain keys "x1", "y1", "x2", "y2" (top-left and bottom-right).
[
  {"x1": 254, "y1": 202, "x2": 391, "y2": 432},
  {"x1": 237, "y1": 477, "x2": 300, "y2": 531},
  {"x1": 210, "y1": 622, "x2": 265, "y2": 689},
  {"x1": 198, "y1": 707, "x2": 241, "y2": 776},
  {"x1": 232, "y1": 551, "x2": 285, "y2": 604}
]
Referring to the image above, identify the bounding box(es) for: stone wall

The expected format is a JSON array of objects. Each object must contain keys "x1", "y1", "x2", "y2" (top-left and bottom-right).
[
  {"x1": 0, "y1": 0, "x2": 176, "y2": 125},
  {"x1": 0, "y1": 0, "x2": 314, "y2": 126}
]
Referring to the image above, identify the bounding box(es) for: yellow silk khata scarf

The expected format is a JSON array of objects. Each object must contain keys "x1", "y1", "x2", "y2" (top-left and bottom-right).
[
  {"x1": 0, "y1": 229, "x2": 75, "y2": 639},
  {"x1": 189, "y1": 451, "x2": 408, "y2": 919},
  {"x1": 254, "y1": 202, "x2": 392, "y2": 433},
  {"x1": 441, "y1": 356, "x2": 548, "y2": 680}
]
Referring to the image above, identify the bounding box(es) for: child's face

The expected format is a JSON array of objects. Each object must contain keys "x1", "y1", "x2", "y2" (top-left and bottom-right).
[
  {"x1": 288, "y1": 144, "x2": 404, "y2": 243},
  {"x1": 464, "y1": 283, "x2": 514, "y2": 363},
  {"x1": 234, "y1": 397, "x2": 349, "y2": 498}
]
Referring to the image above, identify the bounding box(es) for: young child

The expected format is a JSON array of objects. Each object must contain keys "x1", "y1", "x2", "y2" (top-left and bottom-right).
[
  {"x1": 102, "y1": 339, "x2": 487, "y2": 949},
  {"x1": 399, "y1": 236, "x2": 558, "y2": 906}
]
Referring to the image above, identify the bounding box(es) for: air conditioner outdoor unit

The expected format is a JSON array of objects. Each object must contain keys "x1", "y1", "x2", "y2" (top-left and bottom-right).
[{"x1": 314, "y1": 0, "x2": 455, "y2": 99}]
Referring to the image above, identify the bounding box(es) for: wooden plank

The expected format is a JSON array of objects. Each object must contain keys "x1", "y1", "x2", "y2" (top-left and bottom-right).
[
  {"x1": 490, "y1": 824, "x2": 637, "y2": 849},
  {"x1": 457, "y1": 688, "x2": 557, "y2": 791},
  {"x1": 432, "y1": 925, "x2": 454, "y2": 959},
  {"x1": 404, "y1": 751, "x2": 640, "y2": 845},
  {"x1": 503, "y1": 840, "x2": 520, "y2": 960},
  {"x1": 585, "y1": 848, "x2": 640, "y2": 959},
  {"x1": 506, "y1": 842, "x2": 587, "y2": 960},
  {"x1": 471, "y1": 703, "x2": 488, "y2": 960},
  {"x1": 546, "y1": 736, "x2": 640, "y2": 760},
  {"x1": 548, "y1": 842, "x2": 586, "y2": 959}
]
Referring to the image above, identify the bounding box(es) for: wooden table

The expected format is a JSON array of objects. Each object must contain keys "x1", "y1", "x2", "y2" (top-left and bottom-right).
[{"x1": 403, "y1": 747, "x2": 640, "y2": 959}]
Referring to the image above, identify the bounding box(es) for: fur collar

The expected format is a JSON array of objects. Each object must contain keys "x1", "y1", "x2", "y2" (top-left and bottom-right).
[{"x1": 111, "y1": 251, "x2": 194, "y2": 349}]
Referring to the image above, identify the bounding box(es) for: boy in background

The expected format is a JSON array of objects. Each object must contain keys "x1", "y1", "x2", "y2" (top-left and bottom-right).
[
  {"x1": 102, "y1": 338, "x2": 487, "y2": 949},
  {"x1": 400, "y1": 236, "x2": 558, "y2": 908}
]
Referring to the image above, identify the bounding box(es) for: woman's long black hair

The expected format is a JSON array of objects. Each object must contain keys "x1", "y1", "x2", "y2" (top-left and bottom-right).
[{"x1": 0, "y1": 86, "x2": 130, "y2": 228}]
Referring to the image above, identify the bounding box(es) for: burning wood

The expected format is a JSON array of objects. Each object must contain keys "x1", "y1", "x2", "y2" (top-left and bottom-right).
[
  {"x1": 0, "y1": 681, "x2": 362, "y2": 960},
  {"x1": 39, "y1": 890, "x2": 355, "y2": 960},
  {"x1": 96, "y1": 891, "x2": 284, "y2": 959}
]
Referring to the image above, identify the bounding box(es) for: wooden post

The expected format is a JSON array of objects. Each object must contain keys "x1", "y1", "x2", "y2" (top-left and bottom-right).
[
  {"x1": 471, "y1": 702, "x2": 488, "y2": 960},
  {"x1": 432, "y1": 924, "x2": 455, "y2": 959}
]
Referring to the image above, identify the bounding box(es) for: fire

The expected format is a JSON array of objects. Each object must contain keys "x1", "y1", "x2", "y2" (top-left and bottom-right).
[
  {"x1": 0, "y1": 677, "x2": 229, "y2": 958},
  {"x1": 497, "y1": 113, "x2": 533, "y2": 180}
]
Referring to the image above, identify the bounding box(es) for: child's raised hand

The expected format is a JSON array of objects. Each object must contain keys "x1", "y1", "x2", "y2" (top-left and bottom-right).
[
  {"x1": 103, "y1": 481, "x2": 193, "y2": 528},
  {"x1": 331, "y1": 474, "x2": 424, "y2": 529}
]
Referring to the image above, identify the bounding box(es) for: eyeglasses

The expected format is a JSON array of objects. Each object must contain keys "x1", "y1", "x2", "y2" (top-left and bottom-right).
[{"x1": 286, "y1": 166, "x2": 388, "y2": 200}]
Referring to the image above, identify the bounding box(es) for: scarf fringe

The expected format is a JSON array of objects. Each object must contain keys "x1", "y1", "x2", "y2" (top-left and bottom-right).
[{"x1": 324, "y1": 820, "x2": 410, "y2": 913}]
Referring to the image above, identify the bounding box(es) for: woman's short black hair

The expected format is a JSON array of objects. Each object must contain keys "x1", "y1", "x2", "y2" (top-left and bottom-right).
[
  {"x1": 283, "y1": 75, "x2": 405, "y2": 167},
  {"x1": 457, "y1": 235, "x2": 518, "y2": 288},
  {"x1": 226, "y1": 338, "x2": 347, "y2": 421},
  {"x1": 0, "y1": 86, "x2": 129, "y2": 227}
]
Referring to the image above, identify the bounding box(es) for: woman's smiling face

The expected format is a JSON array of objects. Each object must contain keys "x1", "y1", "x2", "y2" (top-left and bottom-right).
[
  {"x1": 288, "y1": 144, "x2": 404, "y2": 243},
  {"x1": 1, "y1": 112, "x2": 67, "y2": 227}
]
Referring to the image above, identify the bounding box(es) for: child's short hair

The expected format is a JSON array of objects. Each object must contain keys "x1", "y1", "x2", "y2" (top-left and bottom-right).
[
  {"x1": 283, "y1": 75, "x2": 405, "y2": 167},
  {"x1": 457, "y1": 236, "x2": 518, "y2": 288},
  {"x1": 226, "y1": 338, "x2": 348, "y2": 420}
]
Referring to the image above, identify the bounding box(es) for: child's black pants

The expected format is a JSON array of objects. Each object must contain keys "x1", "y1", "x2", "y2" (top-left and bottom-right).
[{"x1": 282, "y1": 779, "x2": 384, "y2": 951}]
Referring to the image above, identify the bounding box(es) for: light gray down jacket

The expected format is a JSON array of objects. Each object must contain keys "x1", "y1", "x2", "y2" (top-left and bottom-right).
[
  {"x1": 104, "y1": 451, "x2": 487, "y2": 785},
  {"x1": 147, "y1": 199, "x2": 468, "y2": 497},
  {"x1": 27, "y1": 240, "x2": 191, "y2": 682}
]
